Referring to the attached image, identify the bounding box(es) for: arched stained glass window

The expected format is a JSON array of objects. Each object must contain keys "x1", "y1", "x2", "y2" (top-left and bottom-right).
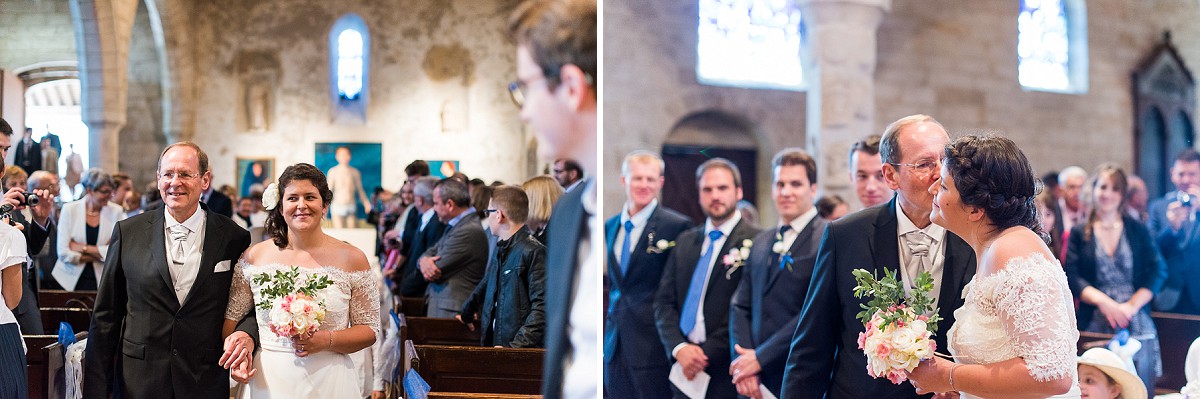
[
  {"x1": 1018, "y1": 0, "x2": 1087, "y2": 93},
  {"x1": 337, "y1": 29, "x2": 364, "y2": 100},
  {"x1": 697, "y1": 0, "x2": 805, "y2": 91}
]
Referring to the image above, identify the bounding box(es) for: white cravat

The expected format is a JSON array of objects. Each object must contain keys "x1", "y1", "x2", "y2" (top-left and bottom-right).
[{"x1": 895, "y1": 202, "x2": 946, "y2": 310}]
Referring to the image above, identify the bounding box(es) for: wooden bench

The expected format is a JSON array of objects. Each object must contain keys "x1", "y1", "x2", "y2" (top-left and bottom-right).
[
  {"x1": 402, "y1": 315, "x2": 481, "y2": 346},
  {"x1": 41, "y1": 306, "x2": 92, "y2": 334},
  {"x1": 24, "y1": 331, "x2": 87, "y2": 399},
  {"x1": 1077, "y1": 331, "x2": 1114, "y2": 353},
  {"x1": 412, "y1": 344, "x2": 544, "y2": 395},
  {"x1": 400, "y1": 296, "x2": 428, "y2": 317},
  {"x1": 1152, "y1": 312, "x2": 1200, "y2": 391},
  {"x1": 38, "y1": 290, "x2": 96, "y2": 309}
]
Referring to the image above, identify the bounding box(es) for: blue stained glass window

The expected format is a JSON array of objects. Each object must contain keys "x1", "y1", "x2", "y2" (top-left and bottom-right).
[
  {"x1": 697, "y1": 0, "x2": 805, "y2": 91},
  {"x1": 1018, "y1": 0, "x2": 1070, "y2": 91},
  {"x1": 337, "y1": 29, "x2": 364, "y2": 100}
]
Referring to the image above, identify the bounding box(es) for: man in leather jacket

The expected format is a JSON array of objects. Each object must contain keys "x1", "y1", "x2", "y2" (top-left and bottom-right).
[{"x1": 458, "y1": 185, "x2": 546, "y2": 348}]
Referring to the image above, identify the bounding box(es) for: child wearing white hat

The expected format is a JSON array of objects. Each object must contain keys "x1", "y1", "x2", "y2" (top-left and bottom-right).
[{"x1": 1078, "y1": 348, "x2": 1147, "y2": 399}]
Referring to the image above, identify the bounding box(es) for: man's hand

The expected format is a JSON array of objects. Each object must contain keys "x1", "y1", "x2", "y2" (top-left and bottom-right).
[
  {"x1": 1, "y1": 187, "x2": 23, "y2": 212},
  {"x1": 734, "y1": 373, "x2": 763, "y2": 399},
  {"x1": 729, "y1": 345, "x2": 762, "y2": 384},
  {"x1": 230, "y1": 357, "x2": 257, "y2": 384},
  {"x1": 29, "y1": 188, "x2": 53, "y2": 224},
  {"x1": 371, "y1": 391, "x2": 384, "y2": 399},
  {"x1": 1167, "y1": 201, "x2": 1188, "y2": 231},
  {"x1": 419, "y1": 256, "x2": 442, "y2": 281},
  {"x1": 455, "y1": 313, "x2": 477, "y2": 331},
  {"x1": 676, "y1": 344, "x2": 708, "y2": 380},
  {"x1": 220, "y1": 330, "x2": 255, "y2": 370}
]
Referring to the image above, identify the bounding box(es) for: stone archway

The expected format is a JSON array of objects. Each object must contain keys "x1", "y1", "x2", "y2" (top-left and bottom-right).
[{"x1": 661, "y1": 109, "x2": 760, "y2": 225}]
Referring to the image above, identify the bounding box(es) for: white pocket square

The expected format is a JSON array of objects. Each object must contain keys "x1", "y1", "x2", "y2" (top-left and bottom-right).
[{"x1": 214, "y1": 260, "x2": 232, "y2": 272}]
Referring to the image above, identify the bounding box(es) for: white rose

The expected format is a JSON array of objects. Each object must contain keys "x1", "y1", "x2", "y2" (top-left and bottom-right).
[
  {"x1": 911, "y1": 341, "x2": 932, "y2": 360},
  {"x1": 772, "y1": 241, "x2": 786, "y2": 254},
  {"x1": 742, "y1": 239, "x2": 753, "y2": 248},
  {"x1": 656, "y1": 240, "x2": 670, "y2": 250},
  {"x1": 867, "y1": 354, "x2": 890, "y2": 376},
  {"x1": 888, "y1": 350, "x2": 919, "y2": 371},
  {"x1": 269, "y1": 306, "x2": 292, "y2": 328},
  {"x1": 262, "y1": 182, "x2": 280, "y2": 210},
  {"x1": 890, "y1": 326, "x2": 918, "y2": 351},
  {"x1": 739, "y1": 247, "x2": 750, "y2": 259}
]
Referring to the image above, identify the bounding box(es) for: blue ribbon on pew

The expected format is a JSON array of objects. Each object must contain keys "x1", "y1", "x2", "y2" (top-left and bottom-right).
[
  {"x1": 57, "y1": 322, "x2": 77, "y2": 348},
  {"x1": 404, "y1": 368, "x2": 430, "y2": 399}
]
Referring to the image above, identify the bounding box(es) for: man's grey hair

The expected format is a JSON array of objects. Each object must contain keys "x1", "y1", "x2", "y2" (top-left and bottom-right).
[
  {"x1": 27, "y1": 170, "x2": 57, "y2": 190},
  {"x1": 413, "y1": 175, "x2": 439, "y2": 202},
  {"x1": 880, "y1": 114, "x2": 944, "y2": 165},
  {"x1": 1058, "y1": 166, "x2": 1087, "y2": 185}
]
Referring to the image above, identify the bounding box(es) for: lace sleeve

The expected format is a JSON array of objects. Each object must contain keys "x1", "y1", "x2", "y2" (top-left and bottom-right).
[
  {"x1": 348, "y1": 270, "x2": 382, "y2": 336},
  {"x1": 992, "y1": 255, "x2": 1080, "y2": 382},
  {"x1": 225, "y1": 260, "x2": 254, "y2": 320}
]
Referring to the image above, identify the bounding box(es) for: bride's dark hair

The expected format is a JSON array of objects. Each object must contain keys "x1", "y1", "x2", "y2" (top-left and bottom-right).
[
  {"x1": 943, "y1": 134, "x2": 1044, "y2": 238},
  {"x1": 265, "y1": 163, "x2": 333, "y2": 248}
]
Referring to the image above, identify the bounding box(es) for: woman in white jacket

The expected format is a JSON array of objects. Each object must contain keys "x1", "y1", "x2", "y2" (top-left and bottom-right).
[{"x1": 53, "y1": 168, "x2": 126, "y2": 291}]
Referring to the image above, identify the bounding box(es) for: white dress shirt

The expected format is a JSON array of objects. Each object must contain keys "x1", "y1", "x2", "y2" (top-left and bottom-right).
[
  {"x1": 611, "y1": 199, "x2": 658, "y2": 270},
  {"x1": 777, "y1": 207, "x2": 819, "y2": 251},
  {"x1": 164, "y1": 208, "x2": 207, "y2": 305},
  {"x1": 672, "y1": 211, "x2": 742, "y2": 357},
  {"x1": 563, "y1": 180, "x2": 601, "y2": 399},
  {"x1": 895, "y1": 201, "x2": 947, "y2": 309}
]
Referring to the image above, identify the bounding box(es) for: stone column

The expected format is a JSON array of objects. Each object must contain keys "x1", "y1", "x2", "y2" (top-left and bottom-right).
[
  {"x1": 71, "y1": 0, "x2": 139, "y2": 171},
  {"x1": 797, "y1": 0, "x2": 889, "y2": 209}
]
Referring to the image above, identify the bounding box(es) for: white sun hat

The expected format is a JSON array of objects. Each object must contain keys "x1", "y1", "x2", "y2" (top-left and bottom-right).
[{"x1": 1077, "y1": 347, "x2": 1146, "y2": 399}]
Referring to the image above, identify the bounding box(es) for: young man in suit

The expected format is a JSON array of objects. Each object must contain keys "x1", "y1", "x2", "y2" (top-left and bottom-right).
[
  {"x1": 780, "y1": 115, "x2": 977, "y2": 399},
  {"x1": 508, "y1": 1, "x2": 597, "y2": 397},
  {"x1": 85, "y1": 142, "x2": 257, "y2": 399},
  {"x1": 1148, "y1": 148, "x2": 1200, "y2": 314},
  {"x1": 13, "y1": 128, "x2": 41, "y2": 175},
  {"x1": 655, "y1": 158, "x2": 761, "y2": 398},
  {"x1": 729, "y1": 149, "x2": 828, "y2": 398},
  {"x1": 604, "y1": 150, "x2": 692, "y2": 398},
  {"x1": 419, "y1": 178, "x2": 488, "y2": 318}
]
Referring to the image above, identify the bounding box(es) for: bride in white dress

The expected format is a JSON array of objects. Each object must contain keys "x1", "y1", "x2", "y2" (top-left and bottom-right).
[
  {"x1": 222, "y1": 163, "x2": 379, "y2": 398},
  {"x1": 908, "y1": 135, "x2": 1080, "y2": 398}
]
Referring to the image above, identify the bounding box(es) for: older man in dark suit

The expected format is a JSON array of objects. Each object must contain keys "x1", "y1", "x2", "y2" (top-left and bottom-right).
[
  {"x1": 419, "y1": 178, "x2": 488, "y2": 318},
  {"x1": 655, "y1": 158, "x2": 761, "y2": 398},
  {"x1": 604, "y1": 151, "x2": 692, "y2": 398},
  {"x1": 397, "y1": 176, "x2": 447, "y2": 297},
  {"x1": 728, "y1": 149, "x2": 827, "y2": 398},
  {"x1": 1149, "y1": 148, "x2": 1200, "y2": 314},
  {"x1": 84, "y1": 142, "x2": 257, "y2": 399},
  {"x1": 780, "y1": 115, "x2": 977, "y2": 399}
]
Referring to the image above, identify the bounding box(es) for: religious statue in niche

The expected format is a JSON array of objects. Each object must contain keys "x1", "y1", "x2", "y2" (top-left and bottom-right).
[{"x1": 246, "y1": 80, "x2": 272, "y2": 132}]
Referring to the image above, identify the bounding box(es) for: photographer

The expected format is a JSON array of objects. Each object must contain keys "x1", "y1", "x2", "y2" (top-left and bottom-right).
[{"x1": 1149, "y1": 148, "x2": 1200, "y2": 314}]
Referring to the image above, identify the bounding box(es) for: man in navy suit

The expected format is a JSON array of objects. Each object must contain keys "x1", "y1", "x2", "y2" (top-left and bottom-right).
[
  {"x1": 507, "y1": 1, "x2": 597, "y2": 397},
  {"x1": 655, "y1": 158, "x2": 761, "y2": 398},
  {"x1": 1149, "y1": 148, "x2": 1200, "y2": 314},
  {"x1": 780, "y1": 115, "x2": 976, "y2": 399},
  {"x1": 728, "y1": 149, "x2": 827, "y2": 398},
  {"x1": 604, "y1": 151, "x2": 692, "y2": 398},
  {"x1": 397, "y1": 176, "x2": 447, "y2": 297}
]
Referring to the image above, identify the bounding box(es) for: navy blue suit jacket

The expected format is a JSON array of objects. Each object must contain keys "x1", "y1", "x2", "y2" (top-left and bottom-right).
[
  {"x1": 542, "y1": 182, "x2": 587, "y2": 399},
  {"x1": 729, "y1": 216, "x2": 827, "y2": 397},
  {"x1": 654, "y1": 219, "x2": 760, "y2": 398},
  {"x1": 780, "y1": 198, "x2": 976, "y2": 399},
  {"x1": 603, "y1": 205, "x2": 692, "y2": 393},
  {"x1": 1147, "y1": 193, "x2": 1200, "y2": 313}
]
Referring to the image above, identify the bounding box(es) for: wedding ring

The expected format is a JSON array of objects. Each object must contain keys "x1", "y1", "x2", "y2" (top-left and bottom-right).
[{"x1": 299, "y1": 345, "x2": 305, "y2": 351}]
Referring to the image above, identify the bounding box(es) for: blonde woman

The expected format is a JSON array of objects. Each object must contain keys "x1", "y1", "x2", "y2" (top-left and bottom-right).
[{"x1": 522, "y1": 175, "x2": 563, "y2": 245}]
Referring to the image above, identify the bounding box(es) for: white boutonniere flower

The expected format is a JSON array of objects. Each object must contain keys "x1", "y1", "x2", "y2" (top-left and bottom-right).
[
  {"x1": 722, "y1": 239, "x2": 753, "y2": 279},
  {"x1": 773, "y1": 233, "x2": 795, "y2": 271},
  {"x1": 262, "y1": 182, "x2": 280, "y2": 211},
  {"x1": 645, "y1": 231, "x2": 676, "y2": 254}
]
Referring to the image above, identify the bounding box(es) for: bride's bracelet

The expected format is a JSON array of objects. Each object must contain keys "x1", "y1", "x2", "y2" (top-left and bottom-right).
[
  {"x1": 949, "y1": 363, "x2": 962, "y2": 391},
  {"x1": 328, "y1": 331, "x2": 335, "y2": 351}
]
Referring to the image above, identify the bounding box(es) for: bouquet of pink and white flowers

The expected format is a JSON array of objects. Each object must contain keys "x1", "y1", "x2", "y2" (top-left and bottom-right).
[
  {"x1": 852, "y1": 268, "x2": 941, "y2": 384},
  {"x1": 252, "y1": 267, "x2": 334, "y2": 338}
]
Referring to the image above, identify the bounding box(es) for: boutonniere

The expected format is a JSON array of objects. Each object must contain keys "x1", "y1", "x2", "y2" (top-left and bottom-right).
[
  {"x1": 773, "y1": 233, "x2": 795, "y2": 271},
  {"x1": 722, "y1": 239, "x2": 753, "y2": 279},
  {"x1": 645, "y1": 231, "x2": 676, "y2": 254}
]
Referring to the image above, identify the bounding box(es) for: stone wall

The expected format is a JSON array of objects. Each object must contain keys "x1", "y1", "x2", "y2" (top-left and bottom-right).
[
  {"x1": 119, "y1": 0, "x2": 164, "y2": 185},
  {"x1": 188, "y1": 0, "x2": 534, "y2": 191},
  {"x1": 0, "y1": 0, "x2": 76, "y2": 71},
  {"x1": 602, "y1": 0, "x2": 1200, "y2": 220}
]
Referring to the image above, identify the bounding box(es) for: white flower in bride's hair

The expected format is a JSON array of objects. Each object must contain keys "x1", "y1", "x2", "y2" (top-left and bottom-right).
[{"x1": 262, "y1": 182, "x2": 280, "y2": 211}]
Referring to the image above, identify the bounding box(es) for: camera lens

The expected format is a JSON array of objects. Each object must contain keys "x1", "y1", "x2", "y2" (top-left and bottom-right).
[{"x1": 23, "y1": 193, "x2": 38, "y2": 207}]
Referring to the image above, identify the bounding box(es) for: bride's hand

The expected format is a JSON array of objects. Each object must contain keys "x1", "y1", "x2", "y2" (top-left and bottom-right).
[
  {"x1": 230, "y1": 359, "x2": 257, "y2": 384},
  {"x1": 220, "y1": 331, "x2": 255, "y2": 369},
  {"x1": 907, "y1": 357, "x2": 955, "y2": 395},
  {"x1": 293, "y1": 331, "x2": 331, "y2": 357}
]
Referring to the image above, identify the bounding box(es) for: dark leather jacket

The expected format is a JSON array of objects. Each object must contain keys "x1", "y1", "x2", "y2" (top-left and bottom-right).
[{"x1": 460, "y1": 225, "x2": 547, "y2": 348}]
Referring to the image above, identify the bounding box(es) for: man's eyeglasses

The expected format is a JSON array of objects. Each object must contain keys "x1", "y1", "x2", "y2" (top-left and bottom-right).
[
  {"x1": 484, "y1": 209, "x2": 501, "y2": 216},
  {"x1": 507, "y1": 76, "x2": 546, "y2": 108},
  {"x1": 890, "y1": 160, "x2": 940, "y2": 175},
  {"x1": 158, "y1": 171, "x2": 200, "y2": 181}
]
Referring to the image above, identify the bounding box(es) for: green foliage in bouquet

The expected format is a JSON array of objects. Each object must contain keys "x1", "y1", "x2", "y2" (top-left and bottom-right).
[
  {"x1": 252, "y1": 266, "x2": 335, "y2": 310},
  {"x1": 851, "y1": 268, "x2": 941, "y2": 332}
]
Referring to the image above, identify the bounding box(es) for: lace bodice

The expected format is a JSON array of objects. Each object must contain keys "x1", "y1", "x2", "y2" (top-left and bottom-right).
[
  {"x1": 948, "y1": 253, "x2": 1079, "y2": 384},
  {"x1": 226, "y1": 261, "x2": 381, "y2": 347}
]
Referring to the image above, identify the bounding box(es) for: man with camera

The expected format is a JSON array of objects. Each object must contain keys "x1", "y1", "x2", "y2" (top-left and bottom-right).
[{"x1": 1149, "y1": 148, "x2": 1200, "y2": 315}]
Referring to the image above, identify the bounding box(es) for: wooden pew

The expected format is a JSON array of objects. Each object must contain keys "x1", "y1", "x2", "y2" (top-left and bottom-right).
[
  {"x1": 400, "y1": 296, "x2": 428, "y2": 317},
  {"x1": 404, "y1": 316, "x2": 481, "y2": 346},
  {"x1": 1077, "y1": 331, "x2": 1114, "y2": 353},
  {"x1": 41, "y1": 306, "x2": 92, "y2": 334},
  {"x1": 24, "y1": 331, "x2": 87, "y2": 399},
  {"x1": 1152, "y1": 312, "x2": 1200, "y2": 391},
  {"x1": 37, "y1": 289, "x2": 96, "y2": 309},
  {"x1": 413, "y1": 344, "x2": 544, "y2": 395}
]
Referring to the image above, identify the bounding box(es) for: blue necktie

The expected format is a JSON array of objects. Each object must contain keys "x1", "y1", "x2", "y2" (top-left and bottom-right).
[
  {"x1": 680, "y1": 230, "x2": 724, "y2": 336},
  {"x1": 619, "y1": 220, "x2": 634, "y2": 275},
  {"x1": 777, "y1": 225, "x2": 792, "y2": 270}
]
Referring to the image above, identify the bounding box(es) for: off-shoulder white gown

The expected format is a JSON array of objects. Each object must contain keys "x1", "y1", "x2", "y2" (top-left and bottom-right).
[
  {"x1": 947, "y1": 253, "x2": 1082, "y2": 398},
  {"x1": 226, "y1": 261, "x2": 380, "y2": 399}
]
